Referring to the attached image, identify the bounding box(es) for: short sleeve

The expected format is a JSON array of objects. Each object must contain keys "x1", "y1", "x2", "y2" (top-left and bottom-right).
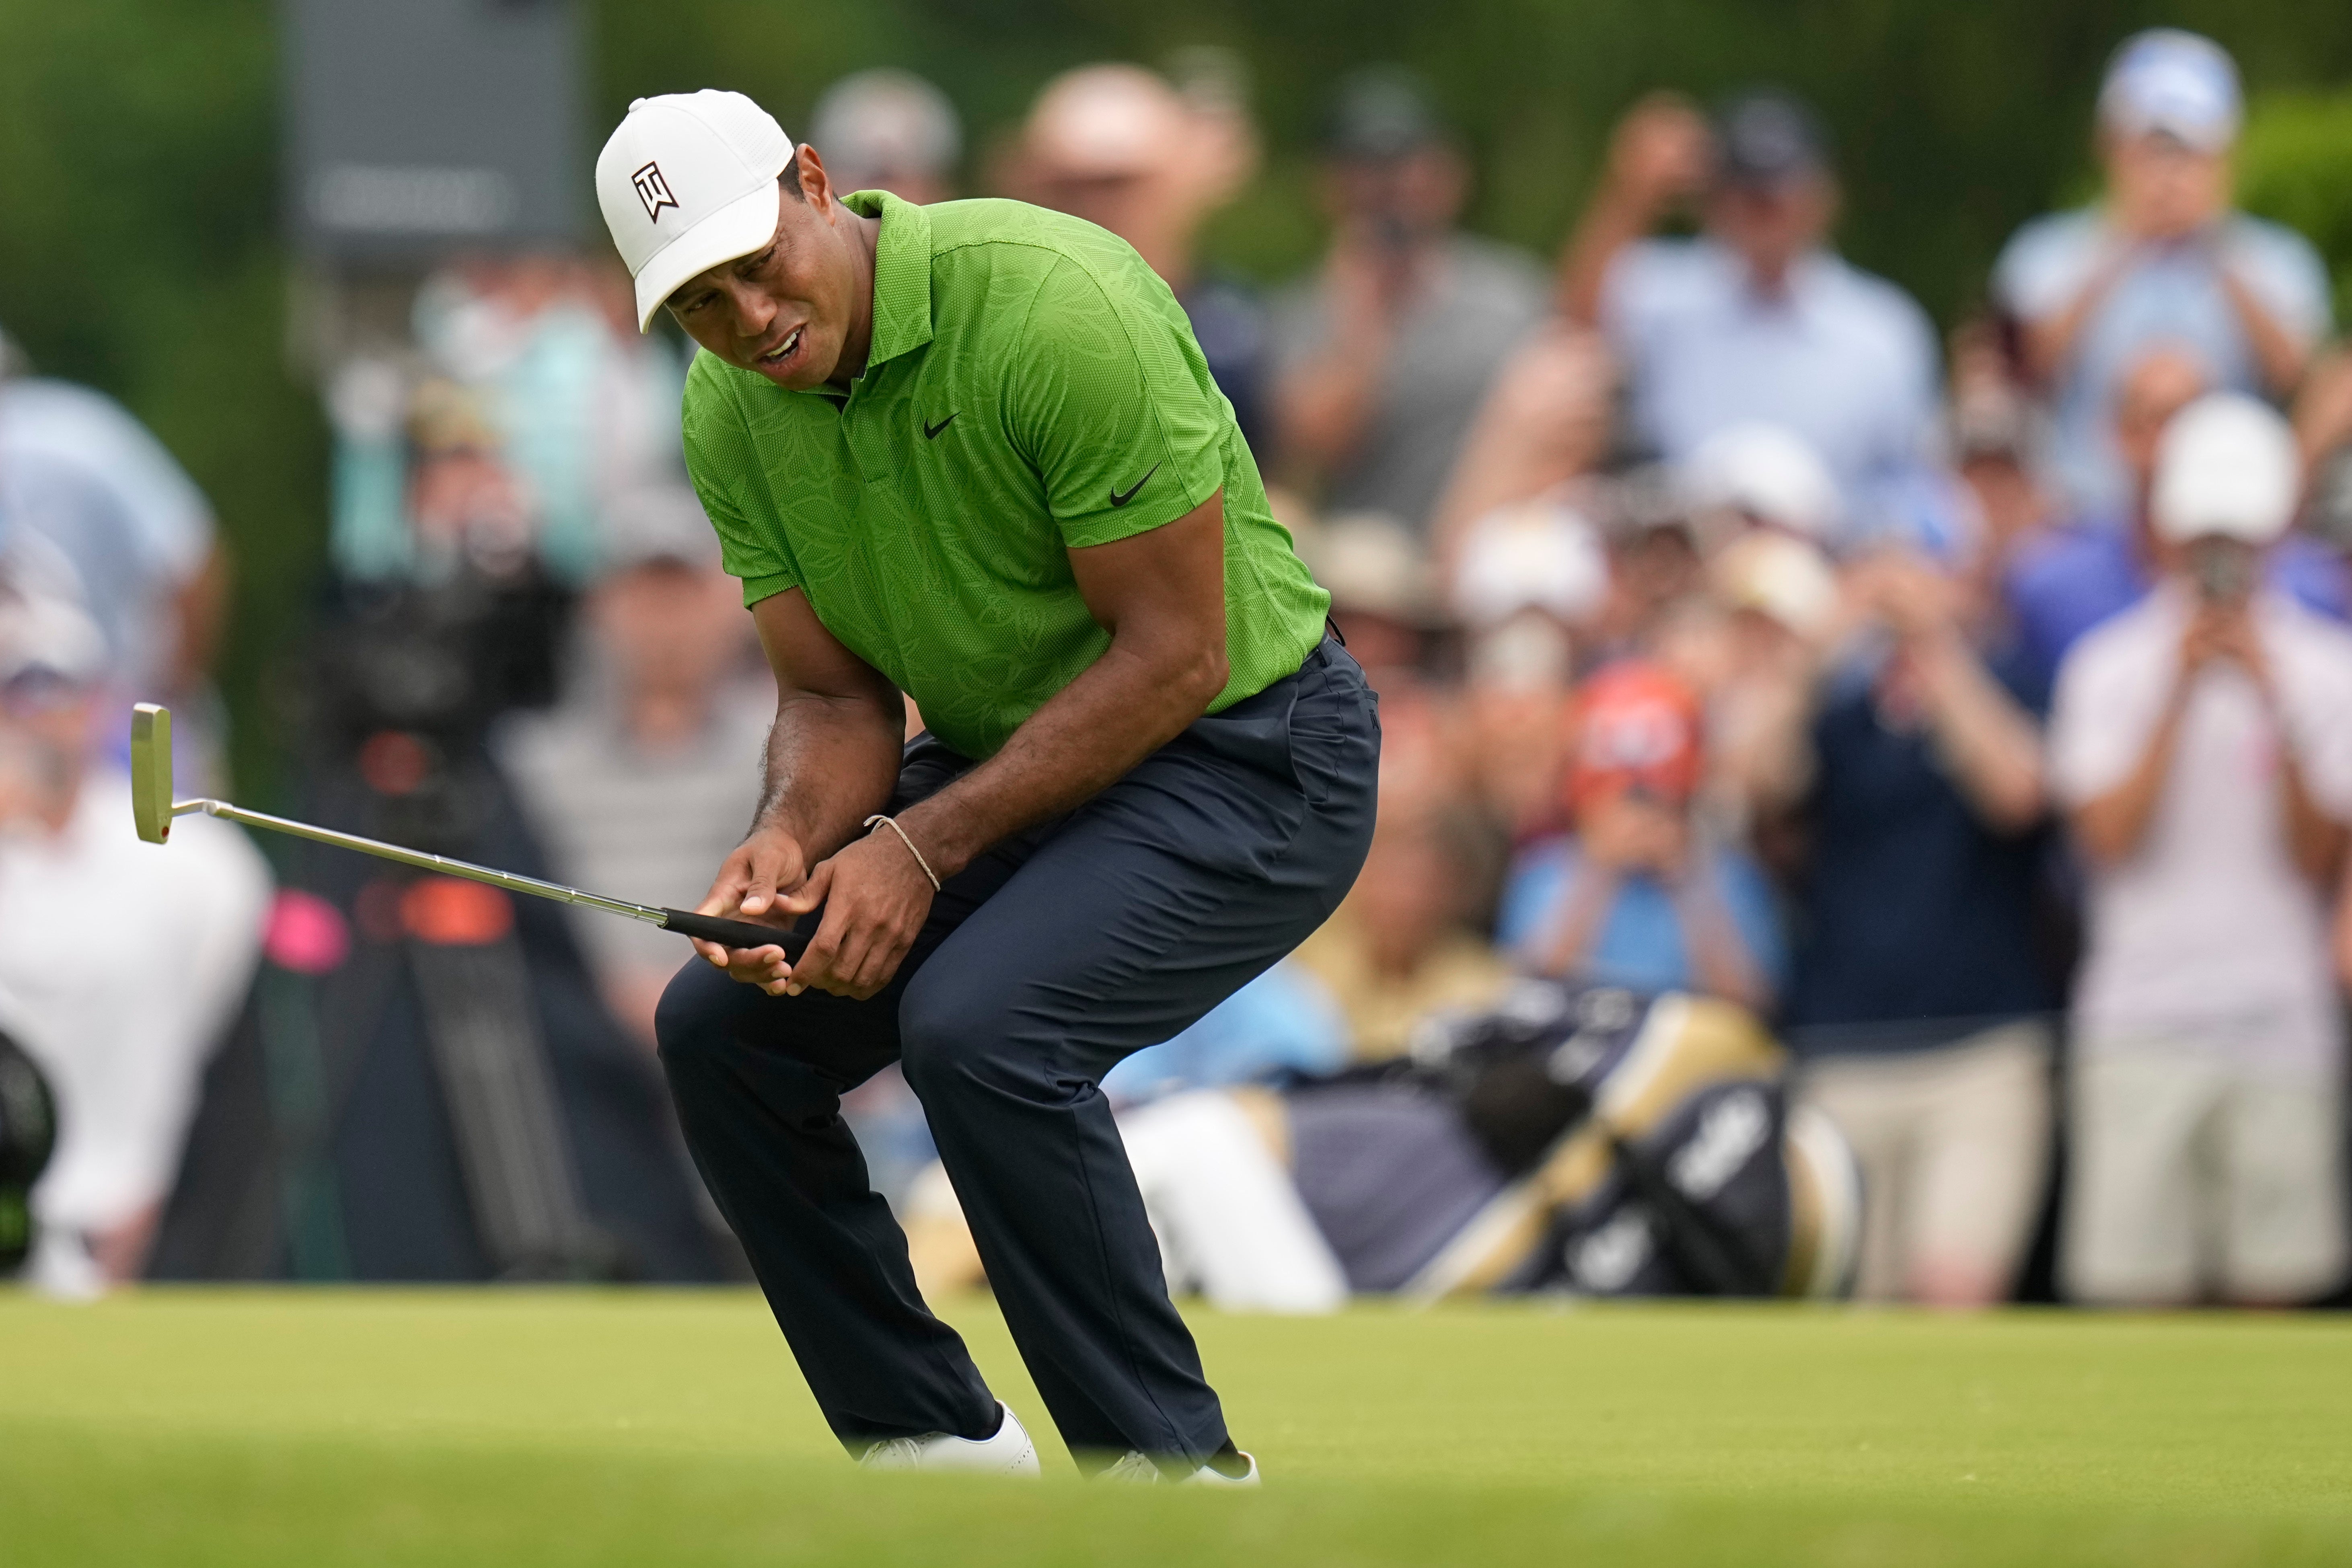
[
  {"x1": 1992, "y1": 212, "x2": 2101, "y2": 323},
  {"x1": 2047, "y1": 629, "x2": 2153, "y2": 808},
  {"x1": 681, "y1": 361, "x2": 797, "y2": 606},
  {"x1": 1594, "y1": 240, "x2": 1686, "y2": 351},
  {"x1": 2281, "y1": 622, "x2": 2352, "y2": 820},
  {"x1": 2227, "y1": 220, "x2": 2335, "y2": 348},
  {"x1": 1005, "y1": 257, "x2": 1224, "y2": 549}
]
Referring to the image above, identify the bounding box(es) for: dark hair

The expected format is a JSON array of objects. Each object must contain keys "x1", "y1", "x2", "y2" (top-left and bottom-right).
[{"x1": 777, "y1": 147, "x2": 805, "y2": 200}]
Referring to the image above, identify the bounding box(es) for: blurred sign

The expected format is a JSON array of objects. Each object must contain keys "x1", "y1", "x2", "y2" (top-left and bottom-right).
[{"x1": 285, "y1": 0, "x2": 585, "y2": 260}]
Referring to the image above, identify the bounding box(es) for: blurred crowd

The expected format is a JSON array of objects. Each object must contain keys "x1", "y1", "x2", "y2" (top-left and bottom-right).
[{"x1": 5, "y1": 30, "x2": 2352, "y2": 1311}]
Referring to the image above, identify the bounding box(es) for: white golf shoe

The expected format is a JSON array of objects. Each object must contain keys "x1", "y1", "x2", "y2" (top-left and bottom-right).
[
  {"x1": 1099, "y1": 1448, "x2": 1260, "y2": 1486},
  {"x1": 857, "y1": 1402, "x2": 1041, "y2": 1476}
]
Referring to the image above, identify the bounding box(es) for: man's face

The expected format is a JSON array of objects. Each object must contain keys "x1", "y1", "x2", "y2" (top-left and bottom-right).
[
  {"x1": 590, "y1": 560, "x2": 747, "y2": 697},
  {"x1": 1706, "y1": 173, "x2": 1836, "y2": 279},
  {"x1": 1321, "y1": 146, "x2": 1467, "y2": 239},
  {"x1": 2104, "y1": 130, "x2": 2230, "y2": 239},
  {"x1": 664, "y1": 153, "x2": 866, "y2": 391}
]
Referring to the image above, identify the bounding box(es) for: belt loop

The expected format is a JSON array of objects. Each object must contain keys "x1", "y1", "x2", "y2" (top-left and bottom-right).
[{"x1": 1324, "y1": 614, "x2": 1347, "y2": 649}]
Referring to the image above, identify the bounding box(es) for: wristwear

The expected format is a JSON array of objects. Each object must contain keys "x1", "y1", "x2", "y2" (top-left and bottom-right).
[{"x1": 863, "y1": 814, "x2": 942, "y2": 892}]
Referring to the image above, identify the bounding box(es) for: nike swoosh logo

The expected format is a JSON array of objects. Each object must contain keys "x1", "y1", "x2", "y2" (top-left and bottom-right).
[
  {"x1": 1109, "y1": 464, "x2": 1160, "y2": 508},
  {"x1": 923, "y1": 412, "x2": 957, "y2": 440}
]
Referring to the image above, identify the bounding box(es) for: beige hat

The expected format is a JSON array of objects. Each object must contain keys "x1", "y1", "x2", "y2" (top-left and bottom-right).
[{"x1": 595, "y1": 91, "x2": 795, "y2": 332}]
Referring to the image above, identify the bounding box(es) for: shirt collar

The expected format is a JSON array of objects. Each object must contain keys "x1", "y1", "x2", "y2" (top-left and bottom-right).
[{"x1": 845, "y1": 189, "x2": 934, "y2": 373}]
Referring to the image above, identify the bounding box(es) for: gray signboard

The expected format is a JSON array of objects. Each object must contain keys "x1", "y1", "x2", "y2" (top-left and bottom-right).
[{"x1": 285, "y1": 0, "x2": 586, "y2": 261}]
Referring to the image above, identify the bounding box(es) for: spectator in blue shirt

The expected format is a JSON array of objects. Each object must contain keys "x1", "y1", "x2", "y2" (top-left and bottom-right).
[
  {"x1": 1993, "y1": 29, "x2": 2332, "y2": 518},
  {"x1": 2007, "y1": 343, "x2": 2348, "y2": 690},
  {"x1": 1558, "y1": 89, "x2": 1943, "y2": 549},
  {"x1": 1498, "y1": 660, "x2": 1784, "y2": 1009}
]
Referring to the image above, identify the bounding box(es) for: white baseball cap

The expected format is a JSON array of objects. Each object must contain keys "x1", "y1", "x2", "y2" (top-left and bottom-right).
[
  {"x1": 1682, "y1": 423, "x2": 1842, "y2": 540},
  {"x1": 1451, "y1": 498, "x2": 1610, "y2": 628},
  {"x1": 2152, "y1": 393, "x2": 2301, "y2": 546},
  {"x1": 596, "y1": 90, "x2": 796, "y2": 332},
  {"x1": 2099, "y1": 29, "x2": 2241, "y2": 152}
]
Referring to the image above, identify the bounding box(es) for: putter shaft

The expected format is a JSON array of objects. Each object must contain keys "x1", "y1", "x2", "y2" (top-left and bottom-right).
[{"x1": 172, "y1": 797, "x2": 663, "y2": 924}]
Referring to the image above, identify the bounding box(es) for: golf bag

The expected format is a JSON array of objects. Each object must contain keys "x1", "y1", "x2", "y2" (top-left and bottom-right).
[
  {"x1": 0, "y1": 1025, "x2": 57, "y2": 1274},
  {"x1": 1391, "y1": 980, "x2": 1859, "y2": 1301}
]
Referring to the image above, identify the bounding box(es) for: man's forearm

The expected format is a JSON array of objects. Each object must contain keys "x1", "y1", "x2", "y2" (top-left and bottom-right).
[
  {"x1": 753, "y1": 693, "x2": 906, "y2": 861},
  {"x1": 894, "y1": 630, "x2": 1225, "y2": 882},
  {"x1": 1556, "y1": 187, "x2": 1648, "y2": 327},
  {"x1": 2274, "y1": 746, "x2": 2347, "y2": 887},
  {"x1": 2073, "y1": 690, "x2": 2189, "y2": 866}
]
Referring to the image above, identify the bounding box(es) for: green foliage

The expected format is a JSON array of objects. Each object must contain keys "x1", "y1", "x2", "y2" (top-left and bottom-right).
[{"x1": 2239, "y1": 90, "x2": 2352, "y2": 326}]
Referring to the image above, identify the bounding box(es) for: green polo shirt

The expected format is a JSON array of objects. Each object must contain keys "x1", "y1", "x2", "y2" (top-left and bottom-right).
[{"x1": 681, "y1": 191, "x2": 1330, "y2": 761}]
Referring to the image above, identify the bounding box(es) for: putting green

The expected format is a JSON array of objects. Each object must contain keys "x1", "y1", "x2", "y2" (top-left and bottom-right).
[{"x1": 2, "y1": 1290, "x2": 2348, "y2": 1565}]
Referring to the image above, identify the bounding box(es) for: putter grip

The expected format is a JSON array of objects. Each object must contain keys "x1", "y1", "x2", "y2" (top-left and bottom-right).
[{"x1": 660, "y1": 909, "x2": 810, "y2": 958}]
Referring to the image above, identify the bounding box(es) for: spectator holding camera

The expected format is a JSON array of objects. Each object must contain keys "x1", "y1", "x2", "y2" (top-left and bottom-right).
[
  {"x1": 1559, "y1": 89, "x2": 1942, "y2": 546},
  {"x1": 2051, "y1": 394, "x2": 2352, "y2": 1307},
  {"x1": 1994, "y1": 30, "x2": 2332, "y2": 518},
  {"x1": 1272, "y1": 68, "x2": 1548, "y2": 534},
  {"x1": 1497, "y1": 660, "x2": 1783, "y2": 1010},
  {"x1": 1774, "y1": 546, "x2": 2056, "y2": 1306}
]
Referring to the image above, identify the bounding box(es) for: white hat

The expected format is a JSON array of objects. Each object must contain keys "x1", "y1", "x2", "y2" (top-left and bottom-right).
[
  {"x1": 1709, "y1": 530, "x2": 1839, "y2": 639},
  {"x1": 1305, "y1": 512, "x2": 1439, "y2": 625},
  {"x1": 1682, "y1": 423, "x2": 1841, "y2": 540},
  {"x1": 1451, "y1": 498, "x2": 1610, "y2": 628},
  {"x1": 596, "y1": 91, "x2": 796, "y2": 332},
  {"x1": 2153, "y1": 393, "x2": 2301, "y2": 546},
  {"x1": 2099, "y1": 29, "x2": 2241, "y2": 152},
  {"x1": 0, "y1": 588, "x2": 108, "y2": 686}
]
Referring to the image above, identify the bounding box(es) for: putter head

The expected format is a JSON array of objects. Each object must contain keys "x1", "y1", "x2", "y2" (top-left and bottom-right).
[{"x1": 130, "y1": 703, "x2": 175, "y2": 844}]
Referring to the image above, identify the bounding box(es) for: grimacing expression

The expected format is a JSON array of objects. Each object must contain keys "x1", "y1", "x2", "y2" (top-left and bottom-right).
[{"x1": 665, "y1": 156, "x2": 865, "y2": 391}]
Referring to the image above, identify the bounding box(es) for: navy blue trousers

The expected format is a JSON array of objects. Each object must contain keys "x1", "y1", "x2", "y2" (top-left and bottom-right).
[{"x1": 654, "y1": 640, "x2": 1379, "y2": 1461}]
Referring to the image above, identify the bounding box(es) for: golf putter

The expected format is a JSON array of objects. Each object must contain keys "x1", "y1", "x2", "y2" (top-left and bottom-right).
[{"x1": 130, "y1": 704, "x2": 807, "y2": 959}]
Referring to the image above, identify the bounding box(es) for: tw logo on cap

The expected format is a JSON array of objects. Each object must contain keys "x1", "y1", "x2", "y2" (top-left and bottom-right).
[{"x1": 632, "y1": 161, "x2": 679, "y2": 222}]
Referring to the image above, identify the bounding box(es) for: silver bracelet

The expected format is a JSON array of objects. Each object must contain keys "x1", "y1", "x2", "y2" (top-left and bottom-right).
[{"x1": 863, "y1": 814, "x2": 942, "y2": 892}]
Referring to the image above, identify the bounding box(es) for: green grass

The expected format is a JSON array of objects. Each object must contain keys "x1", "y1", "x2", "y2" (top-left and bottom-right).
[{"x1": 2, "y1": 1291, "x2": 2348, "y2": 1565}]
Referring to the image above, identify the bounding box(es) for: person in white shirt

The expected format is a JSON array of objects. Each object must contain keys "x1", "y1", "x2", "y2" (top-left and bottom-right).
[
  {"x1": 2049, "y1": 393, "x2": 2352, "y2": 1305},
  {"x1": 0, "y1": 584, "x2": 269, "y2": 1295}
]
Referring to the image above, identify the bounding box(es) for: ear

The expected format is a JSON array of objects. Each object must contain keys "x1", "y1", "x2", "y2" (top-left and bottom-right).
[{"x1": 794, "y1": 143, "x2": 839, "y2": 212}]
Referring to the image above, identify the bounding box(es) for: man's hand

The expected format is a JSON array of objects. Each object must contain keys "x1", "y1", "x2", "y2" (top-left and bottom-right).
[
  {"x1": 687, "y1": 825, "x2": 812, "y2": 990},
  {"x1": 778, "y1": 828, "x2": 938, "y2": 1000},
  {"x1": 1603, "y1": 93, "x2": 1714, "y2": 216}
]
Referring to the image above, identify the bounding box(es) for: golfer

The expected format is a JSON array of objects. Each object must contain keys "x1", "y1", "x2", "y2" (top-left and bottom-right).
[{"x1": 593, "y1": 92, "x2": 1377, "y2": 1481}]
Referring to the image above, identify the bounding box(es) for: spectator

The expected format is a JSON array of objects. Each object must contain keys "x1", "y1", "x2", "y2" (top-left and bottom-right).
[
  {"x1": 330, "y1": 255, "x2": 688, "y2": 589},
  {"x1": 1012, "y1": 64, "x2": 1273, "y2": 452},
  {"x1": 0, "y1": 583, "x2": 270, "y2": 1295},
  {"x1": 808, "y1": 68, "x2": 962, "y2": 204},
  {"x1": 1271, "y1": 68, "x2": 1549, "y2": 534},
  {"x1": 1290, "y1": 806, "x2": 1512, "y2": 1062},
  {"x1": 0, "y1": 344, "x2": 229, "y2": 787},
  {"x1": 494, "y1": 487, "x2": 766, "y2": 1044},
  {"x1": 1498, "y1": 660, "x2": 1783, "y2": 1009},
  {"x1": 1994, "y1": 30, "x2": 2331, "y2": 518},
  {"x1": 1772, "y1": 549, "x2": 2056, "y2": 1306},
  {"x1": 1449, "y1": 497, "x2": 1608, "y2": 847},
  {"x1": 2007, "y1": 345, "x2": 2347, "y2": 690},
  {"x1": 1948, "y1": 319, "x2": 2055, "y2": 573},
  {"x1": 2051, "y1": 394, "x2": 2352, "y2": 1306},
  {"x1": 1559, "y1": 90, "x2": 1943, "y2": 545}
]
